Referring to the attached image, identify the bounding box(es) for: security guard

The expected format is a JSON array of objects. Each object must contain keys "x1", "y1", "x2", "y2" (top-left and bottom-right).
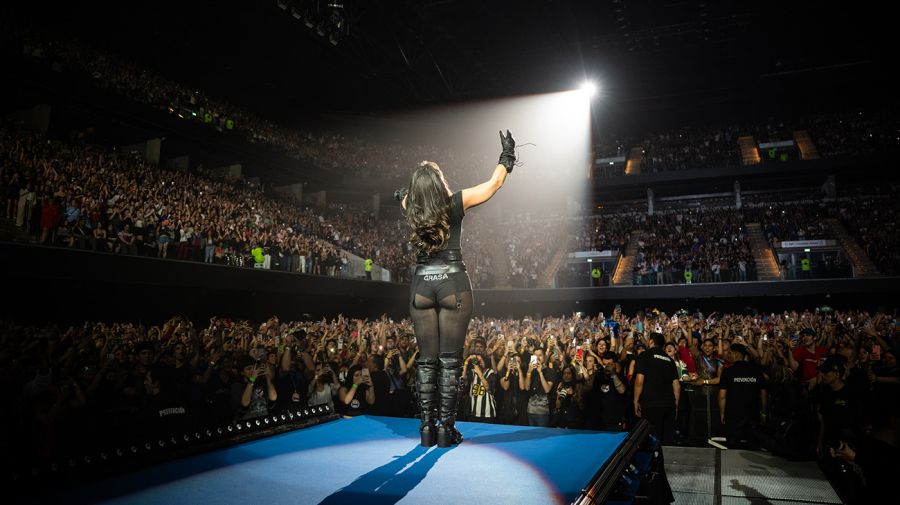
[
  {"x1": 684, "y1": 269, "x2": 693, "y2": 284},
  {"x1": 364, "y1": 257, "x2": 374, "y2": 280},
  {"x1": 590, "y1": 266, "x2": 601, "y2": 286},
  {"x1": 800, "y1": 256, "x2": 811, "y2": 279},
  {"x1": 633, "y1": 332, "x2": 678, "y2": 504},
  {"x1": 634, "y1": 332, "x2": 681, "y2": 443},
  {"x1": 718, "y1": 343, "x2": 767, "y2": 449}
]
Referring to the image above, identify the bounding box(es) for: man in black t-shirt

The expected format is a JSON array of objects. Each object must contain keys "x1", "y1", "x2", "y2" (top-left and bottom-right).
[
  {"x1": 718, "y1": 343, "x2": 767, "y2": 449},
  {"x1": 633, "y1": 332, "x2": 681, "y2": 444},
  {"x1": 816, "y1": 356, "x2": 862, "y2": 499},
  {"x1": 140, "y1": 368, "x2": 191, "y2": 436},
  {"x1": 817, "y1": 356, "x2": 857, "y2": 457},
  {"x1": 633, "y1": 332, "x2": 678, "y2": 505}
]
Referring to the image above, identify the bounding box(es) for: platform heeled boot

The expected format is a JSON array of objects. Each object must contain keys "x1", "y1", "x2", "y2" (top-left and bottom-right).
[
  {"x1": 437, "y1": 351, "x2": 465, "y2": 448},
  {"x1": 415, "y1": 357, "x2": 440, "y2": 447}
]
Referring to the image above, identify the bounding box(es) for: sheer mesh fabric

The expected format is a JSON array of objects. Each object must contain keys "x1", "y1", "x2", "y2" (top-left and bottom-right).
[{"x1": 410, "y1": 291, "x2": 473, "y2": 358}]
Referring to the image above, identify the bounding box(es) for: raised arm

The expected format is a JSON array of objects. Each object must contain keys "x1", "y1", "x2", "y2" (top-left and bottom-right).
[
  {"x1": 788, "y1": 343, "x2": 800, "y2": 372},
  {"x1": 461, "y1": 164, "x2": 509, "y2": 210},
  {"x1": 280, "y1": 345, "x2": 293, "y2": 374},
  {"x1": 462, "y1": 130, "x2": 516, "y2": 210}
]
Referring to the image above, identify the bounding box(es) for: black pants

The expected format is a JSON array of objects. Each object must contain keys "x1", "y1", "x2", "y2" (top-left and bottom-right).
[
  {"x1": 725, "y1": 415, "x2": 758, "y2": 450},
  {"x1": 641, "y1": 404, "x2": 676, "y2": 445},
  {"x1": 640, "y1": 405, "x2": 676, "y2": 503}
]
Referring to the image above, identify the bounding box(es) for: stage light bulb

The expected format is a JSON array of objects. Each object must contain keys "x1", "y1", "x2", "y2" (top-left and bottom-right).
[{"x1": 580, "y1": 81, "x2": 597, "y2": 97}]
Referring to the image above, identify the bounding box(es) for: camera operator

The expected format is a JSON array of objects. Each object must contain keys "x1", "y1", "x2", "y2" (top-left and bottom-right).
[
  {"x1": 817, "y1": 356, "x2": 862, "y2": 499},
  {"x1": 817, "y1": 356, "x2": 858, "y2": 459},
  {"x1": 828, "y1": 395, "x2": 900, "y2": 503},
  {"x1": 585, "y1": 351, "x2": 627, "y2": 431},
  {"x1": 554, "y1": 364, "x2": 583, "y2": 428}
]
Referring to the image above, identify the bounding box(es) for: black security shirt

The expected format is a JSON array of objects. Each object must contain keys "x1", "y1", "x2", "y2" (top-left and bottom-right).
[
  {"x1": 633, "y1": 347, "x2": 678, "y2": 408},
  {"x1": 719, "y1": 360, "x2": 766, "y2": 420}
]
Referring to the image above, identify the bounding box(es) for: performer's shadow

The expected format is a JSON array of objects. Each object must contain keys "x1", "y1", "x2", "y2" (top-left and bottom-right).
[
  {"x1": 465, "y1": 426, "x2": 578, "y2": 445},
  {"x1": 317, "y1": 444, "x2": 442, "y2": 505}
]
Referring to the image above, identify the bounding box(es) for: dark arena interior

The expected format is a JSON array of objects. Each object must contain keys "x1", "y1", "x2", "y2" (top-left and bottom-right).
[{"x1": 2, "y1": 1, "x2": 897, "y2": 504}]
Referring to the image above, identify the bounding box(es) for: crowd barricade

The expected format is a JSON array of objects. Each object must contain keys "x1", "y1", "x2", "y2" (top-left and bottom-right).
[{"x1": 683, "y1": 383, "x2": 723, "y2": 445}]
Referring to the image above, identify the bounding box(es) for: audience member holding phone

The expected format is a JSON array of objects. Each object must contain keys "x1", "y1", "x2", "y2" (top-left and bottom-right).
[{"x1": 340, "y1": 365, "x2": 375, "y2": 417}]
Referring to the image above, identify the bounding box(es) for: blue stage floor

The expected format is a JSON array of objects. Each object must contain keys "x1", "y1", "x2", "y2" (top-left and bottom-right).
[{"x1": 37, "y1": 416, "x2": 628, "y2": 505}]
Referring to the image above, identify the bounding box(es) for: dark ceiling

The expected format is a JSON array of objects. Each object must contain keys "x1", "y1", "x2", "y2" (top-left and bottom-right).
[{"x1": 11, "y1": 0, "x2": 892, "y2": 132}]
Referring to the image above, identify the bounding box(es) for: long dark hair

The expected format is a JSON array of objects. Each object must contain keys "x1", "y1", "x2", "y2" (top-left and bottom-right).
[
  {"x1": 561, "y1": 364, "x2": 577, "y2": 387},
  {"x1": 405, "y1": 161, "x2": 452, "y2": 255}
]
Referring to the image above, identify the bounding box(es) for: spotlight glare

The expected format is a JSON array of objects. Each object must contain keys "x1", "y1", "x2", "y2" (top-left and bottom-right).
[{"x1": 580, "y1": 81, "x2": 597, "y2": 97}]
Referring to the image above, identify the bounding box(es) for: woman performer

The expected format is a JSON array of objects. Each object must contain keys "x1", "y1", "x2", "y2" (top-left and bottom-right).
[{"x1": 396, "y1": 130, "x2": 516, "y2": 447}]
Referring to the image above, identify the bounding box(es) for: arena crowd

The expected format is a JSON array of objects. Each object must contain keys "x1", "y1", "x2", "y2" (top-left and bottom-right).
[{"x1": 3, "y1": 306, "x2": 896, "y2": 502}]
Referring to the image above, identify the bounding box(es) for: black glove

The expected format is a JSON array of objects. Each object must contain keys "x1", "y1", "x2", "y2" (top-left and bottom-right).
[
  {"x1": 394, "y1": 187, "x2": 408, "y2": 202},
  {"x1": 498, "y1": 130, "x2": 516, "y2": 173}
]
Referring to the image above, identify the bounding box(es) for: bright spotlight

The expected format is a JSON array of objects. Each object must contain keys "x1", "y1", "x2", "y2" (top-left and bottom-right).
[{"x1": 580, "y1": 81, "x2": 597, "y2": 97}]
